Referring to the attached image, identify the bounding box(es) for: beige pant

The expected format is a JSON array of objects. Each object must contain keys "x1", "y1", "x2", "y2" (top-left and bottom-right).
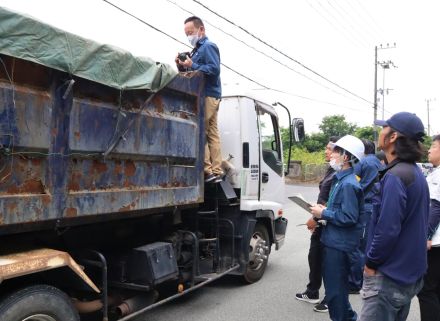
[{"x1": 204, "y1": 97, "x2": 223, "y2": 175}]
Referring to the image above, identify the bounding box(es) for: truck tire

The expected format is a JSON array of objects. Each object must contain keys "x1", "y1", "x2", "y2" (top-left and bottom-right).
[
  {"x1": 0, "y1": 284, "x2": 79, "y2": 321},
  {"x1": 242, "y1": 223, "x2": 271, "y2": 284}
]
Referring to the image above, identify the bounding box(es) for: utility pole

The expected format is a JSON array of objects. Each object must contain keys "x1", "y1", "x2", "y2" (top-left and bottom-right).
[
  {"x1": 378, "y1": 60, "x2": 396, "y2": 120},
  {"x1": 373, "y1": 43, "x2": 396, "y2": 145},
  {"x1": 426, "y1": 98, "x2": 436, "y2": 137},
  {"x1": 373, "y1": 45, "x2": 378, "y2": 144}
]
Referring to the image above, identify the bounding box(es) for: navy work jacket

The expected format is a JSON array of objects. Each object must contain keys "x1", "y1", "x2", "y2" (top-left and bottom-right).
[
  {"x1": 321, "y1": 167, "x2": 365, "y2": 252},
  {"x1": 366, "y1": 159, "x2": 429, "y2": 285}
]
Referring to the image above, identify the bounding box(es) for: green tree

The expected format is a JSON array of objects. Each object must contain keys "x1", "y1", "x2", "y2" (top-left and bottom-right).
[
  {"x1": 319, "y1": 115, "x2": 357, "y2": 138},
  {"x1": 303, "y1": 132, "x2": 327, "y2": 152},
  {"x1": 354, "y1": 126, "x2": 375, "y2": 141}
]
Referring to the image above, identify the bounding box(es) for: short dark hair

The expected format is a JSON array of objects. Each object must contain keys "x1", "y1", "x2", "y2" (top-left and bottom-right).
[
  {"x1": 386, "y1": 129, "x2": 425, "y2": 162},
  {"x1": 362, "y1": 139, "x2": 376, "y2": 155},
  {"x1": 333, "y1": 146, "x2": 355, "y2": 167},
  {"x1": 433, "y1": 135, "x2": 440, "y2": 142},
  {"x1": 184, "y1": 16, "x2": 204, "y2": 28},
  {"x1": 329, "y1": 136, "x2": 340, "y2": 143}
]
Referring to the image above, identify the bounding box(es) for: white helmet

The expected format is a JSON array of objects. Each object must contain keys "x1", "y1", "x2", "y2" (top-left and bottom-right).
[{"x1": 332, "y1": 135, "x2": 365, "y2": 162}]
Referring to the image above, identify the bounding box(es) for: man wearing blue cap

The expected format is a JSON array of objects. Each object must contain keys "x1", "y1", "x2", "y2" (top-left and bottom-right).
[{"x1": 358, "y1": 112, "x2": 430, "y2": 321}]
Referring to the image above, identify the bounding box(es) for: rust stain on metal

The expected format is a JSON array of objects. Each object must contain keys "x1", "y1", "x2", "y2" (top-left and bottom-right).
[
  {"x1": 31, "y1": 158, "x2": 42, "y2": 166},
  {"x1": 152, "y1": 95, "x2": 164, "y2": 114},
  {"x1": 124, "y1": 161, "x2": 136, "y2": 177},
  {"x1": 123, "y1": 180, "x2": 134, "y2": 188},
  {"x1": 113, "y1": 161, "x2": 123, "y2": 175},
  {"x1": 91, "y1": 160, "x2": 108, "y2": 174},
  {"x1": 74, "y1": 131, "x2": 81, "y2": 139},
  {"x1": 65, "y1": 207, "x2": 78, "y2": 217},
  {"x1": 41, "y1": 195, "x2": 51, "y2": 206},
  {"x1": 6, "y1": 179, "x2": 45, "y2": 194},
  {"x1": 0, "y1": 248, "x2": 100, "y2": 293},
  {"x1": 68, "y1": 172, "x2": 82, "y2": 191}
]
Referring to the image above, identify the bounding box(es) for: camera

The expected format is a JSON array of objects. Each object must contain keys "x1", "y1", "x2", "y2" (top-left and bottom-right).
[{"x1": 178, "y1": 52, "x2": 189, "y2": 61}]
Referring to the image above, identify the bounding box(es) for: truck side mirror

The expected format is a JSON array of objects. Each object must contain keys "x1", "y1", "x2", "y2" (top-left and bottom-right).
[{"x1": 291, "y1": 118, "x2": 305, "y2": 142}]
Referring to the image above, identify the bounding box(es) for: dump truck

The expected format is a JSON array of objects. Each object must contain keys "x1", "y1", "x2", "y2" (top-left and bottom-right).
[{"x1": 0, "y1": 7, "x2": 304, "y2": 321}]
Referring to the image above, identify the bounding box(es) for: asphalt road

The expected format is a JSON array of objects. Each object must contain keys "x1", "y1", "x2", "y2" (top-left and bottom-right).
[{"x1": 134, "y1": 183, "x2": 421, "y2": 321}]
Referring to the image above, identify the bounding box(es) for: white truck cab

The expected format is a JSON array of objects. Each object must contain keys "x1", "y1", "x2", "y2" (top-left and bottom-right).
[{"x1": 219, "y1": 95, "x2": 286, "y2": 214}]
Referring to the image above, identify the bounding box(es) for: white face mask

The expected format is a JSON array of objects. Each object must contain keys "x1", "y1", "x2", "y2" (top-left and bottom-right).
[
  {"x1": 329, "y1": 152, "x2": 345, "y2": 172},
  {"x1": 329, "y1": 158, "x2": 343, "y2": 171},
  {"x1": 187, "y1": 29, "x2": 200, "y2": 47}
]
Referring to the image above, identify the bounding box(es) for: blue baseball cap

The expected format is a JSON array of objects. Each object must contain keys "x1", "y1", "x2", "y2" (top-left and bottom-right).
[{"x1": 374, "y1": 112, "x2": 425, "y2": 142}]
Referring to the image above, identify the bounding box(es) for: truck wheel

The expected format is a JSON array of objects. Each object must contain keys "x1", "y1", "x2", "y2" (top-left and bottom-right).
[
  {"x1": 0, "y1": 285, "x2": 79, "y2": 321},
  {"x1": 242, "y1": 223, "x2": 271, "y2": 284}
]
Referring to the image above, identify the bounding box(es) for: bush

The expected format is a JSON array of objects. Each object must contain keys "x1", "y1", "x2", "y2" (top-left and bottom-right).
[{"x1": 289, "y1": 147, "x2": 325, "y2": 167}]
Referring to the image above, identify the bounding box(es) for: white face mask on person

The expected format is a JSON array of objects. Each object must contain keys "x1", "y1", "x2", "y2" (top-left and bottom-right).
[
  {"x1": 329, "y1": 153, "x2": 345, "y2": 172},
  {"x1": 187, "y1": 29, "x2": 201, "y2": 47}
]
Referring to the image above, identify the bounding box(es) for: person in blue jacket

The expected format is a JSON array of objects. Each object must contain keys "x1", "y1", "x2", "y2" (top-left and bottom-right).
[
  {"x1": 349, "y1": 139, "x2": 384, "y2": 293},
  {"x1": 310, "y1": 135, "x2": 365, "y2": 321},
  {"x1": 176, "y1": 16, "x2": 223, "y2": 183},
  {"x1": 359, "y1": 112, "x2": 429, "y2": 321}
]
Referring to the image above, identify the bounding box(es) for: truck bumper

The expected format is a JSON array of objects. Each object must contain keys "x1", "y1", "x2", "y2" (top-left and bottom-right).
[{"x1": 274, "y1": 217, "x2": 288, "y2": 250}]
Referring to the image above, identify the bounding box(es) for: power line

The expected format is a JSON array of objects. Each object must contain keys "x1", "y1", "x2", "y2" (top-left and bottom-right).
[
  {"x1": 343, "y1": 0, "x2": 383, "y2": 40},
  {"x1": 315, "y1": 0, "x2": 370, "y2": 49},
  {"x1": 101, "y1": 0, "x2": 371, "y2": 114},
  {"x1": 327, "y1": 0, "x2": 377, "y2": 45},
  {"x1": 262, "y1": 88, "x2": 372, "y2": 113},
  {"x1": 164, "y1": 0, "x2": 365, "y2": 105},
  {"x1": 191, "y1": 0, "x2": 373, "y2": 105},
  {"x1": 353, "y1": 0, "x2": 386, "y2": 36}
]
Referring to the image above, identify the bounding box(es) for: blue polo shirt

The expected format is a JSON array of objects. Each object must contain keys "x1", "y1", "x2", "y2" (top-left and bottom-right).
[
  {"x1": 190, "y1": 36, "x2": 221, "y2": 99},
  {"x1": 365, "y1": 159, "x2": 429, "y2": 285},
  {"x1": 320, "y1": 167, "x2": 365, "y2": 252}
]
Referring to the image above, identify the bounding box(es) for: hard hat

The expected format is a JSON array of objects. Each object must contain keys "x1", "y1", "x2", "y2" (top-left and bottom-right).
[{"x1": 332, "y1": 135, "x2": 365, "y2": 162}]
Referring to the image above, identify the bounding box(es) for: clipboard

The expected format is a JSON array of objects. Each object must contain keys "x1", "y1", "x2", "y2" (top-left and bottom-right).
[{"x1": 288, "y1": 194, "x2": 313, "y2": 214}]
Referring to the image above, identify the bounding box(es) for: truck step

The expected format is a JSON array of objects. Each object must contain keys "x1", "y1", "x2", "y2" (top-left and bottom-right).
[
  {"x1": 197, "y1": 210, "x2": 216, "y2": 216},
  {"x1": 199, "y1": 237, "x2": 217, "y2": 243}
]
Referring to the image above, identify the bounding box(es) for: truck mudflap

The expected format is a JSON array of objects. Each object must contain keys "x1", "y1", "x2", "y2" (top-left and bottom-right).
[
  {"x1": 0, "y1": 248, "x2": 99, "y2": 293},
  {"x1": 274, "y1": 217, "x2": 288, "y2": 250}
]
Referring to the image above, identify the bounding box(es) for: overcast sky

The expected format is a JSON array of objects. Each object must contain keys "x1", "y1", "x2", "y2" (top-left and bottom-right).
[{"x1": 1, "y1": 0, "x2": 439, "y2": 134}]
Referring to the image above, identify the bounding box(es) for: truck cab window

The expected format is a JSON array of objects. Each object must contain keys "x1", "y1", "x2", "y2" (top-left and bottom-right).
[{"x1": 258, "y1": 110, "x2": 283, "y2": 176}]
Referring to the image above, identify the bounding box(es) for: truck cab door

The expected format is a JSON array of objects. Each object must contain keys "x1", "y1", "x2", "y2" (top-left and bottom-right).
[{"x1": 257, "y1": 106, "x2": 285, "y2": 205}]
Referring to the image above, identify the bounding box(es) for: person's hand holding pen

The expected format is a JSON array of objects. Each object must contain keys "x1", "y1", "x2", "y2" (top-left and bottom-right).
[{"x1": 310, "y1": 204, "x2": 326, "y2": 219}]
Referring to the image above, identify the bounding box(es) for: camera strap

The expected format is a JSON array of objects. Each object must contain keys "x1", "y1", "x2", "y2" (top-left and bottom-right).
[{"x1": 189, "y1": 43, "x2": 201, "y2": 58}]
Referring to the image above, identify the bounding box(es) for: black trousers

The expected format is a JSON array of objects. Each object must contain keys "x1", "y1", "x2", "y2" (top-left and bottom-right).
[
  {"x1": 306, "y1": 226, "x2": 323, "y2": 294},
  {"x1": 418, "y1": 247, "x2": 440, "y2": 321}
]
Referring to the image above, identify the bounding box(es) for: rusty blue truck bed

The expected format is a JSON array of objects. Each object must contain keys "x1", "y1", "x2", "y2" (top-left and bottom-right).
[{"x1": 0, "y1": 54, "x2": 205, "y2": 234}]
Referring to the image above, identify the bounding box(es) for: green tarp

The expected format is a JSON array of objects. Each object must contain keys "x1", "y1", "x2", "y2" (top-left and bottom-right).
[{"x1": 0, "y1": 6, "x2": 177, "y2": 91}]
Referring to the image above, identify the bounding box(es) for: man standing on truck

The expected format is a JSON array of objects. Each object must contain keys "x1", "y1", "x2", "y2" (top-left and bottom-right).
[
  {"x1": 176, "y1": 16, "x2": 223, "y2": 183},
  {"x1": 359, "y1": 112, "x2": 429, "y2": 321}
]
